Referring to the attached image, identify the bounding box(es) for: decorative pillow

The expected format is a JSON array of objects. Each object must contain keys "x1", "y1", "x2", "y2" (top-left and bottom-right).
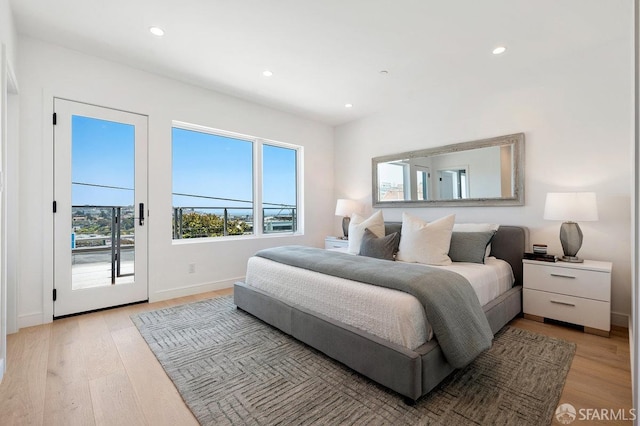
[
  {"x1": 452, "y1": 223, "x2": 499, "y2": 232},
  {"x1": 359, "y1": 228, "x2": 400, "y2": 261},
  {"x1": 348, "y1": 211, "x2": 385, "y2": 254},
  {"x1": 396, "y1": 213, "x2": 455, "y2": 265},
  {"x1": 453, "y1": 223, "x2": 500, "y2": 259},
  {"x1": 448, "y1": 231, "x2": 497, "y2": 264}
]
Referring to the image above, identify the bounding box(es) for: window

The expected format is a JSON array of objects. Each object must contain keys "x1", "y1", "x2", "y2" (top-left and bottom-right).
[
  {"x1": 416, "y1": 169, "x2": 429, "y2": 201},
  {"x1": 262, "y1": 144, "x2": 297, "y2": 234},
  {"x1": 172, "y1": 123, "x2": 301, "y2": 240},
  {"x1": 377, "y1": 162, "x2": 408, "y2": 201}
]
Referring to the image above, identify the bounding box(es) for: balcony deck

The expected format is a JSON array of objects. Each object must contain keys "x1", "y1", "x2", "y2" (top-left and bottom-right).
[{"x1": 72, "y1": 249, "x2": 135, "y2": 289}]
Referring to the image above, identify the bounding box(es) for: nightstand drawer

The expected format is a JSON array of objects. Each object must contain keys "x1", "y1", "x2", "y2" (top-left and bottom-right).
[
  {"x1": 524, "y1": 288, "x2": 610, "y2": 331},
  {"x1": 523, "y1": 263, "x2": 610, "y2": 302}
]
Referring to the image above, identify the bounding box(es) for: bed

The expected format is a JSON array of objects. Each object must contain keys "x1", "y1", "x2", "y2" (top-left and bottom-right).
[{"x1": 234, "y1": 224, "x2": 528, "y2": 402}]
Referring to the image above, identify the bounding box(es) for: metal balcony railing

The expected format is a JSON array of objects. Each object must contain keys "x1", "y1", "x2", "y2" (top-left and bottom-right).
[
  {"x1": 172, "y1": 206, "x2": 297, "y2": 239},
  {"x1": 72, "y1": 205, "x2": 135, "y2": 284}
]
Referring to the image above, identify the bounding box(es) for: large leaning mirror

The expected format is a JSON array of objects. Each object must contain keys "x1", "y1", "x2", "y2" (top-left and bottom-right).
[{"x1": 372, "y1": 133, "x2": 524, "y2": 207}]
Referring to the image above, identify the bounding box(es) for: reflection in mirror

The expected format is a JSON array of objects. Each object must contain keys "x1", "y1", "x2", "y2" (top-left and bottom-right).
[
  {"x1": 438, "y1": 168, "x2": 468, "y2": 200},
  {"x1": 373, "y1": 133, "x2": 524, "y2": 207}
]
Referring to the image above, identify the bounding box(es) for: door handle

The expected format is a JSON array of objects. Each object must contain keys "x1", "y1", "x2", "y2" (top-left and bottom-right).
[{"x1": 139, "y1": 203, "x2": 145, "y2": 226}]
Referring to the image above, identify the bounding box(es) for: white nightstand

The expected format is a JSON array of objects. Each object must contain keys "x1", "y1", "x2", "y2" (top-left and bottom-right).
[
  {"x1": 523, "y1": 259, "x2": 612, "y2": 337},
  {"x1": 325, "y1": 236, "x2": 349, "y2": 249}
]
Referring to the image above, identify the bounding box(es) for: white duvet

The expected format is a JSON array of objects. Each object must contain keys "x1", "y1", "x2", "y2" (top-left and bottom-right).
[{"x1": 244, "y1": 253, "x2": 514, "y2": 350}]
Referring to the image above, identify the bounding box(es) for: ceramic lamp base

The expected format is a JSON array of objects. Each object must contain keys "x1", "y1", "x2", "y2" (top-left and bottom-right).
[
  {"x1": 559, "y1": 221, "x2": 584, "y2": 263},
  {"x1": 342, "y1": 216, "x2": 350, "y2": 238}
]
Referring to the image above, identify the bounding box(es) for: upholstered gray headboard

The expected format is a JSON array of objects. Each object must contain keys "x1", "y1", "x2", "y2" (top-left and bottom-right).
[
  {"x1": 383, "y1": 223, "x2": 529, "y2": 287},
  {"x1": 489, "y1": 226, "x2": 529, "y2": 287}
]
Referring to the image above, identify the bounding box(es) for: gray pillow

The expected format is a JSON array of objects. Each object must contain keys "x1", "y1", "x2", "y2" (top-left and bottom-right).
[
  {"x1": 359, "y1": 228, "x2": 400, "y2": 261},
  {"x1": 448, "y1": 231, "x2": 496, "y2": 264}
]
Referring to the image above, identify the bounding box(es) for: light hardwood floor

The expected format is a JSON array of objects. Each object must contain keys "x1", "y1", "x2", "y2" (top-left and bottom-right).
[{"x1": 0, "y1": 289, "x2": 632, "y2": 426}]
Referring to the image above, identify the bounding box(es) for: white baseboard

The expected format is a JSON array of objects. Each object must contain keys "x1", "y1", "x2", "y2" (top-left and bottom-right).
[
  {"x1": 611, "y1": 311, "x2": 630, "y2": 328},
  {"x1": 149, "y1": 277, "x2": 241, "y2": 302},
  {"x1": 17, "y1": 312, "x2": 46, "y2": 329},
  {"x1": 14, "y1": 279, "x2": 240, "y2": 329},
  {"x1": 0, "y1": 358, "x2": 5, "y2": 384}
]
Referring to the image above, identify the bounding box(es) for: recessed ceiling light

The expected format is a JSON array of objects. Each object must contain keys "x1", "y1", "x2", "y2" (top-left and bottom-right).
[
  {"x1": 262, "y1": 70, "x2": 273, "y2": 77},
  {"x1": 149, "y1": 26, "x2": 165, "y2": 37},
  {"x1": 380, "y1": 70, "x2": 389, "y2": 75},
  {"x1": 492, "y1": 46, "x2": 507, "y2": 55},
  {"x1": 345, "y1": 103, "x2": 353, "y2": 108}
]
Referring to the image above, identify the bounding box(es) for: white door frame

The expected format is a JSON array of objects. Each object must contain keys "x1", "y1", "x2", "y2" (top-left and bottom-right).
[{"x1": 52, "y1": 98, "x2": 149, "y2": 317}]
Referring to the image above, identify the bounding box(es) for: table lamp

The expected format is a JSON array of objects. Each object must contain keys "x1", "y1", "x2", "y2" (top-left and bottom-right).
[
  {"x1": 334, "y1": 199, "x2": 360, "y2": 238},
  {"x1": 543, "y1": 192, "x2": 598, "y2": 263}
]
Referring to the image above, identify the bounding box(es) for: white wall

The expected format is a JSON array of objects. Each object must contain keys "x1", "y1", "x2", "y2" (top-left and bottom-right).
[
  {"x1": 335, "y1": 37, "x2": 633, "y2": 325},
  {"x1": 16, "y1": 36, "x2": 334, "y2": 327},
  {"x1": 0, "y1": 0, "x2": 17, "y2": 67},
  {"x1": 0, "y1": 0, "x2": 17, "y2": 382}
]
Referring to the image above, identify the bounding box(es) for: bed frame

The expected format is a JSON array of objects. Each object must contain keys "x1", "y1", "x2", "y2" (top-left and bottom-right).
[{"x1": 234, "y1": 225, "x2": 529, "y2": 402}]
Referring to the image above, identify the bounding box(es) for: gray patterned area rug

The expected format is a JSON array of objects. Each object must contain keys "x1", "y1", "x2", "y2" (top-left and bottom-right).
[{"x1": 131, "y1": 296, "x2": 576, "y2": 426}]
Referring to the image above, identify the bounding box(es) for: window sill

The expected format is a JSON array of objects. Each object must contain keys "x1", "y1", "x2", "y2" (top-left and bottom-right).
[{"x1": 171, "y1": 232, "x2": 305, "y2": 246}]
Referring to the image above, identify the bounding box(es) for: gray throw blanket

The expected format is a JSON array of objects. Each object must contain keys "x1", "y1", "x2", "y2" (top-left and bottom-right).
[{"x1": 255, "y1": 246, "x2": 493, "y2": 368}]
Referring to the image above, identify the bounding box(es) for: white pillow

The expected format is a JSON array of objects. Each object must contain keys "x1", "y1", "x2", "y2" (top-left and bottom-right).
[
  {"x1": 348, "y1": 211, "x2": 385, "y2": 254},
  {"x1": 453, "y1": 223, "x2": 500, "y2": 258},
  {"x1": 397, "y1": 213, "x2": 456, "y2": 265},
  {"x1": 452, "y1": 223, "x2": 499, "y2": 233}
]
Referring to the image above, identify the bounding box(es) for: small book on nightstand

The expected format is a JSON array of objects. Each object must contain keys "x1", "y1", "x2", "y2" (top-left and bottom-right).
[{"x1": 523, "y1": 252, "x2": 558, "y2": 262}]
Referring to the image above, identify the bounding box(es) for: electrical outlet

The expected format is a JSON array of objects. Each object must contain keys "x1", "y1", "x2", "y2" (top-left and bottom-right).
[{"x1": 188, "y1": 263, "x2": 196, "y2": 274}]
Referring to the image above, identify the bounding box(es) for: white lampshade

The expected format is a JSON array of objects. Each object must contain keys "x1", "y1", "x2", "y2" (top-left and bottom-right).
[
  {"x1": 543, "y1": 192, "x2": 598, "y2": 222},
  {"x1": 335, "y1": 199, "x2": 360, "y2": 217}
]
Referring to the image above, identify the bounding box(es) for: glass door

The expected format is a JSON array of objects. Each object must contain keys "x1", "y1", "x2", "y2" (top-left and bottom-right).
[{"x1": 53, "y1": 99, "x2": 148, "y2": 317}]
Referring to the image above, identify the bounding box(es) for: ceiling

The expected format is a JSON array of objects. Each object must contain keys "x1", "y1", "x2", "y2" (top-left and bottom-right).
[{"x1": 9, "y1": 0, "x2": 631, "y2": 126}]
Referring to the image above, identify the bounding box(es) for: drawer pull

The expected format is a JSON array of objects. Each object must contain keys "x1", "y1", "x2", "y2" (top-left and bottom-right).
[
  {"x1": 550, "y1": 300, "x2": 576, "y2": 307},
  {"x1": 550, "y1": 273, "x2": 576, "y2": 279}
]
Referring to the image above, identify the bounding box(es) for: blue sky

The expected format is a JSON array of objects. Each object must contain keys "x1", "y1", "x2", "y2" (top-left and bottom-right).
[
  {"x1": 262, "y1": 143, "x2": 297, "y2": 208},
  {"x1": 72, "y1": 116, "x2": 134, "y2": 207},
  {"x1": 72, "y1": 117, "x2": 297, "y2": 210},
  {"x1": 172, "y1": 127, "x2": 297, "y2": 210}
]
